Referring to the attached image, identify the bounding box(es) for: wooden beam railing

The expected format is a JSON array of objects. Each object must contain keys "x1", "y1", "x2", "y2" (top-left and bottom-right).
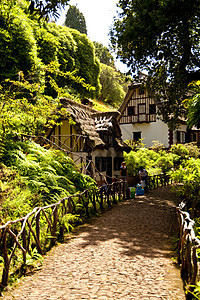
[
  {"x1": 147, "y1": 174, "x2": 172, "y2": 190},
  {"x1": 176, "y1": 202, "x2": 200, "y2": 299},
  {"x1": 0, "y1": 180, "x2": 124, "y2": 289}
]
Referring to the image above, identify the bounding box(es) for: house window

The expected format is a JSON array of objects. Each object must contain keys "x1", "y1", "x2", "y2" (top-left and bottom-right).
[
  {"x1": 114, "y1": 157, "x2": 124, "y2": 171},
  {"x1": 149, "y1": 104, "x2": 156, "y2": 114},
  {"x1": 138, "y1": 104, "x2": 146, "y2": 114},
  {"x1": 133, "y1": 132, "x2": 141, "y2": 141},
  {"x1": 95, "y1": 157, "x2": 106, "y2": 172},
  {"x1": 190, "y1": 132, "x2": 197, "y2": 142},
  {"x1": 177, "y1": 131, "x2": 186, "y2": 143},
  {"x1": 128, "y1": 106, "x2": 135, "y2": 116}
]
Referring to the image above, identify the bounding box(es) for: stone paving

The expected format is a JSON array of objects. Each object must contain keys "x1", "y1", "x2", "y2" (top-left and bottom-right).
[{"x1": 2, "y1": 186, "x2": 185, "y2": 299}]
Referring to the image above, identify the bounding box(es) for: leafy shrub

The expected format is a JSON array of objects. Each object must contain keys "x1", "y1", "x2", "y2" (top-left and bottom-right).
[{"x1": 0, "y1": 140, "x2": 97, "y2": 221}]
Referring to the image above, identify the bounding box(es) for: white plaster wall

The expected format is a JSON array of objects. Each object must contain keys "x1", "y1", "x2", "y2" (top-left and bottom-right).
[{"x1": 120, "y1": 119, "x2": 170, "y2": 147}]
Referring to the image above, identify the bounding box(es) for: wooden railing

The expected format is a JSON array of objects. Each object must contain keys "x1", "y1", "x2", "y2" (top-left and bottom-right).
[
  {"x1": 176, "y1": 202, "x2": 200, "y2": 299},
  {"x1": 0, "y1": 180, "x2": 124, "y2": 289},
  {"x1": 147, "y1": 174, "x2": 172, "y2": 190}
]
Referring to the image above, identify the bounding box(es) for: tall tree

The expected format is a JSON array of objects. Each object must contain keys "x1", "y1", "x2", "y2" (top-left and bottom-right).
[
  {"x1": 65, "y1": 5, "x2": 87, "y2": 35},
  {"x1": 111, "y1": 0, "x2": 200, "y2": 129}
]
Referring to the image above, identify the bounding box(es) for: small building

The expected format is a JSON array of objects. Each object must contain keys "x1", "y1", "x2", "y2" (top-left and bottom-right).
[
  {"x1": 46, "y1": 98, "x2": 130, "y2": 183},
  {"x1": 118, "y1": 81, "x2": 200, "y2": 148}
]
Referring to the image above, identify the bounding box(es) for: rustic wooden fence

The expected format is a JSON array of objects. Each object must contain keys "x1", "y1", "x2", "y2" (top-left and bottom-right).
[
  {"x1": 0, "y1": 180, "x2": 124, "y2": 289},
  {"x1": 147, "y1": 174, "x2": 172, "y2": 189},
  {"x1": 177, "y1": 202, "x2": 200, "y2": 299}
]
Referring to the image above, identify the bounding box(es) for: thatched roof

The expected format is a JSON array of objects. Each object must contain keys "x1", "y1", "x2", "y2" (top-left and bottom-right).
[
  {"x1": 60, "y1": 98, "x2": 104, "y2": 150},
  {"x1": 57, "y1": 98, "x2": 131, "y2": 152}
]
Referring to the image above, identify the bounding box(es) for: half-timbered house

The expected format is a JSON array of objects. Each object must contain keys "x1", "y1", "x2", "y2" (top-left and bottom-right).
[{"x1": 118, "y1": 81, "x2": 200, "y2": 148}]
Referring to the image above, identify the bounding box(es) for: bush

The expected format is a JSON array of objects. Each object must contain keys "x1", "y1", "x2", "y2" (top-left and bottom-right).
[{"x1": 0, "y1": 140, "x2": 97, "y2": 222}]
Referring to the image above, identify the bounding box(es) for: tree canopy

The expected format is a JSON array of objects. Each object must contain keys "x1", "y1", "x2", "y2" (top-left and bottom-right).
[
  {"x1": 0, "y1": 1, "x2": 100, "y2": 97},
  {"x1": 111, "y1": 0, "x2": 200, "y2": 128},
  {"x1": 65, "y1": 5, "x2": 87, "y2": 35},
  {"x1": 93, "y1": 41, "x2": 115, "y2": 67},
  {"x1": 28, "y1": 0, "x2": 70, "y2": 19}
]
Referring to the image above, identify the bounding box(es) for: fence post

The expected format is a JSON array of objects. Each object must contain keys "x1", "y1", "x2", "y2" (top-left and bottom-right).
[
  {"x1": 51, "y1": 206, "x2": 58, "y2": 246},
  {"x1": 113, "y1": 182, "x2": 117, "y2": 204},
  {"x1": 107, "y1": 185, "x2": 111, "y2": 206},
  {"x1": 100, "y1": 187, "x2": 104, "y2": 209},
  {"x1": 85, "y1": 191, "x2": 89, "y2": 218},
  {"x1": 1, "y1": 229, "x2": 9, "y2": 287},
  {"x1": 92, "y1": 191, "x2": 97, "y2": 212},
  {"x1": 21, "y1": 221, "x2": 27, "y2": 272}
]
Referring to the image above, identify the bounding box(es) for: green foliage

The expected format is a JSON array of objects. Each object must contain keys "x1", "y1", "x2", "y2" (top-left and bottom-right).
[
  {"x1": 0, "y1": 1, "x2": 101, "y2": 99},
  {"x1": 184, "y1": 81, "x2": 200, "y2": 128},
  {"x1": 0, "y1": 1, "x2": 43, "y2": 81},
  {"x1": 60, "y1": 213, "x2": 82, "y2": 233},
  {"x1": 93, "y1": 41, "x2": 115, "y2": 67},
  {"x1": 28, "y1": 0, "x2": 70, "y2": 20},
  {"x1": 171, "y1": 144, "x2": 189, "y2": 158},
  {"x1": 186, "y1": 282, "x2": 200, "y2": 299},
  {"x1": 0, "y1": 71, "x2": 61, "y2": 152},
  {"x1": 124, "y1": 147, "x2": 161, "y2": 176},
  {"x1": 69, "y1": 28, "x2": 101, "y2": 98},
  {"x1": 98, "y1": 63, "x2": 126, "y2": 107},
  {"x1": 65, "y1": 5, "x2": 87, "y2": 34},
  {"x1": 24, "y1": 247, "x2": 44, "y2": 268},
  {"x1": 0, "y1": 140, "x2": 97, "y2": 222}
]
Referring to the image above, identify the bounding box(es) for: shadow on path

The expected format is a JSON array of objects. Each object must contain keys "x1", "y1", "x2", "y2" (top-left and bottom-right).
[{"x1": 73, "y1": 187, "x2": 178, "y2": 259}]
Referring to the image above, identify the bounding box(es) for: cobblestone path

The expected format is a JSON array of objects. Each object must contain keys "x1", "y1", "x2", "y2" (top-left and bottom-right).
[{"x1": 2, "y1": 186, "x2": 185, "y2": 299}]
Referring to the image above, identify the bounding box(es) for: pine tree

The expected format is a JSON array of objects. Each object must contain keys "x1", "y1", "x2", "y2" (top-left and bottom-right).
[{"x1": 64, "y1": 5, "x2": 87, "y2": 35}]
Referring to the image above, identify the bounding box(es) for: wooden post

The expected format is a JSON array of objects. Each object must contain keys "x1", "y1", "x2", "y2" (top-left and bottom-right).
[
  {"x1": 100, "y1": 187, "x2": 104, "y2": 209},
  {"x1": 21, "y1": 221, "x2": 27, "y2": 271},
  {"x1": 107, "y1": 185, "x2": 111, "y2": 206},
  {"x1": 1, "y1": 229, "x2": 9, "y2": 287},
  {"x1": 36, "y1": 212, "x2": 40, "y2": 247},
  {"x1": 84, "y1": 192, "x2": 89, "y2": 218},
  {"x1": 92, "y1": 191, "x2": 97, "y2": 212},
  {"x1": 113, "y1": 182, "x2": 117, "y2": 204},
  {"x1": 27, "y1": 221, "x2": 43, "y2": 254},
  {"x1": 51, "y1": 207, "x2": 58, "y2": 246}
]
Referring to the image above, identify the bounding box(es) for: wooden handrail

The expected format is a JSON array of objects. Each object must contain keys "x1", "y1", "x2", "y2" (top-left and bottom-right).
[{"x1": 176, "y1": 202, "x2": 200, "y2": 298}]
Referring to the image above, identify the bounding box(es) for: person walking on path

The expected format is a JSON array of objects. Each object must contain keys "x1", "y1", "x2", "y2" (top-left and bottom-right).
[
  {"x1": 120, "y1": 161, "x2": 128, "y2": 181},
  {"x1": 139, "y1": 166, "x2": 148, "y2": 191}
]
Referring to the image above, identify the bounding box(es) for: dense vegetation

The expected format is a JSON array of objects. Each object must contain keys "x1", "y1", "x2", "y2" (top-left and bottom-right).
[
  {"x1": 0, "y1": 140, "x2": 97, "y2": 224},
  {"x1": 124, "y1": 141, "x2": 200, "y2": 212},
  {"x1": 0, "y1": 0, "x2": 100, "y2": 98}
]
